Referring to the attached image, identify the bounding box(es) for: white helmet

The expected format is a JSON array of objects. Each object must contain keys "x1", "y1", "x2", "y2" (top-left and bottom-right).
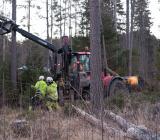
[
  {"x1": 39, "y1": 76, "x2": 44, "y2": 80},
  {"x1": 46, "y1": 77, "x2": 53, "y2": 83}
]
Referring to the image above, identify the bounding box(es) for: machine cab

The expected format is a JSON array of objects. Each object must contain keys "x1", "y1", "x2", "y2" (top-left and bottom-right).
[
  {"x1": 69, "y1": 52, "x2": 91, "y2": 91},
  {"x1": 70, "y1": 52, "x2": 90, "y2": 73}
]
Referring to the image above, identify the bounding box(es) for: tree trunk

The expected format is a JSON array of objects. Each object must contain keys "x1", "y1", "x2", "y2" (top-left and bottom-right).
[
  {"x1": 129, "y1": 0, "x2": 135, "y2": 76},
  {"x1": 72, "y1": 105, "x2": 129, "y2": 138},
  {"x1": 113, "y1": 0, "x2": 117, "y2": 31},
  {"x1": 11, "y1": 0, "x2": 17, "y2": 89},
  {"x1": 50, "y1": 0, "x2": 53, "y2": 42},
  {"x1": 68, "y1": 0, "x2": 72, "y2": 48},
  {"x1": 60, "y1": 0, "x2": 62, "y2": 38},
  {"x1": 27, "y1": 0, "x2": 31, "y2": 32},
  {"x1": 46, "y1": 0, "x2": 50, "y2": 69},
  {"x1": 146, "y1": 34, "x2": 156, "y2": 87},
  {"x1": 27, "y1": 0, "x2": 31, "y2": 67},
  {"x1": 46, "y1": 0, "x2": 49, "y2": 41},
  {"x1": 126, "y1": 0, "x2": 130, "y2": 49},
  {"x1": 63, "y1": 0, "x2": 67, "y2": 35},
  {"x1": 74, "y1": 1, "x2": 77, "y2": 37},
  {"x1": 100, "y1": 1, "x2": 108, "y2": 72},
  {"x1": 89, "y1": 0, "x2": 103, "y2": 115},
  {"x1": 139, "y1": 10, "x2": 147, "y2": 82}
]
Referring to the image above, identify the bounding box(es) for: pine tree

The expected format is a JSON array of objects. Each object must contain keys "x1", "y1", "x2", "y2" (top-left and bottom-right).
[
  {"x1": 134, "y1": 0, "x2": 152, "y2": 31},
  {"x1": 134, "y1": 0, "x2": 153, "y2": 83},
  {"x1": 89, "y1": 0, "x2": 103, "y2": 114},
  {"x1": 128, "y1": 0, "x2": 135, "y2": 75},
  {"x1": 79, "y1": 0, "x2": 90, "y2": 37}
]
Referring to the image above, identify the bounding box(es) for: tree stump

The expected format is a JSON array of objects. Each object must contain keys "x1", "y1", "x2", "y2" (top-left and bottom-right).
[{"x1": 11, "y1": 119, "x2": 31, "y2": 137}]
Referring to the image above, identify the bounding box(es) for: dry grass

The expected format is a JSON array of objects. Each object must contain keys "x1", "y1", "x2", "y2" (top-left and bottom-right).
[
  {"x1": 105, "y1": 93, "x2": 160, "y2": 134},
  {"x1": 120, "y1": 102, "x2": 160, "y2": 132},
  {"x1": 0, "y1": 106, "x2": 128, "y2": 140},
  {"x1": 0, "y1": 93, "x2": 159, "y2": 140}
]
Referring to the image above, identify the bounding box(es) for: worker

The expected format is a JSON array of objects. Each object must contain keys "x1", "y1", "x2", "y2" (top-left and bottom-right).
[
  {"x1": 46, "y1": 77, "x2": 59, "y2": 111},
  {"x1": 58, "y1": 36, "x2": 72, "y2": 79},
  {"x1": 32, "y1": 75, "x2": 47, "y2": 97},
  {"x1": 29, "y1": 76, "x2": 47, "y2": 111},
  {"x1": 84, "y1": 46, "x2": 90, "y2": 52}
]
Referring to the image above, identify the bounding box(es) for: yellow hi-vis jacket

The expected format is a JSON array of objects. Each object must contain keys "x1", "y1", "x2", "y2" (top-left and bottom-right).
[
  {"x1": 34, "y1": 80, "x2": 47, "y2": 96},
  {"x1": 46, "y1": 82, "x2": 58, "y2": 101}
]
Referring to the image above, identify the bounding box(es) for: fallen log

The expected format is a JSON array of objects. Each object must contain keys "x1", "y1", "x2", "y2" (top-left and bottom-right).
[
  {"x1": 72, "y1": 105, "x2": 132, "y2": 139},
  {"x1": 105, "y1": 110, "x2": 160, "y2": 140}
]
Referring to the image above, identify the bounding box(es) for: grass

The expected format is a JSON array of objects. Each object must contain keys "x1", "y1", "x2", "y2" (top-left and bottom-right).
[
  {"x1": 0, "y1": 89, "x2": 159, "y2": 139},
  {"x1": 105, "y1": 90, "x2": 160, "y2": 110},
  {"x1": 1, "y1": 107, "x2": 126, "y2": 140},
  {"x1": 104, "y1": 90, "x2": 160, "y2": 133}
]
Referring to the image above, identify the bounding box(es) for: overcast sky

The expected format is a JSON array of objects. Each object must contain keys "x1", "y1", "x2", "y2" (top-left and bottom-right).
[
  {"x1": 19, "y1": 0, "x2": 160, "y2": 39},
  {"x1": 1, "y1": 0, "x2": 160, "y2": 39},
  {"x1": 149, "y1": 0, "x2": 160, "y2": 38},
  {"x1": 121, "y1": 0, "x2": 160, "y2": 38}
]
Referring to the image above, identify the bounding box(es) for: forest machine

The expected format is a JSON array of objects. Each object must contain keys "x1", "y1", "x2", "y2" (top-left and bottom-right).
[{"x1": 0, "y1": 16, "x2": 142, "y2": 103}]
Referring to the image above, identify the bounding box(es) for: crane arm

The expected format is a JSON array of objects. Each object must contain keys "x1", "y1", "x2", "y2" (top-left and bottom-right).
[
  {"x1": 16, "y1": 28, "x2": 57, "y2": 52},
  {"x1": 0, "y1": 16, "x2": 57, "y2": 52}
]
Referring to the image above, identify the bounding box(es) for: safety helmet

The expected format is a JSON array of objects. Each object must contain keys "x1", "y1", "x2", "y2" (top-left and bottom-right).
[
  {"x1": 46, "y1": 77, "x2": 53, "y2": 83},
  {"x1": 39, "y1": 75, "x2": 44, "y2": 80}
]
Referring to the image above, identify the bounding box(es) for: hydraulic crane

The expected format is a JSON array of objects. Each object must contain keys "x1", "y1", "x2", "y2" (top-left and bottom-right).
[
  {"x1": 0, "y1": 16, "x2": 144, "y2": 103},
  {"x1": 0, "y1": 16, "x2": 57, "y2": 52},
  {"x1": 0, "y1": 16, "x2": 70, "y2": 102},
  {"x1": 0, "y1": 16, "x2": 88, "y2": 103}
]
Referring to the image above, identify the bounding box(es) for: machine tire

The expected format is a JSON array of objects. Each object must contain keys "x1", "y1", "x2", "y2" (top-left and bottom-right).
[
  {"x1": 82, "y1": 90, "x2": 90, "y2": 101},
  {"x1": 108, "y1": 78, "x2": 129, "y2": 97}
]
